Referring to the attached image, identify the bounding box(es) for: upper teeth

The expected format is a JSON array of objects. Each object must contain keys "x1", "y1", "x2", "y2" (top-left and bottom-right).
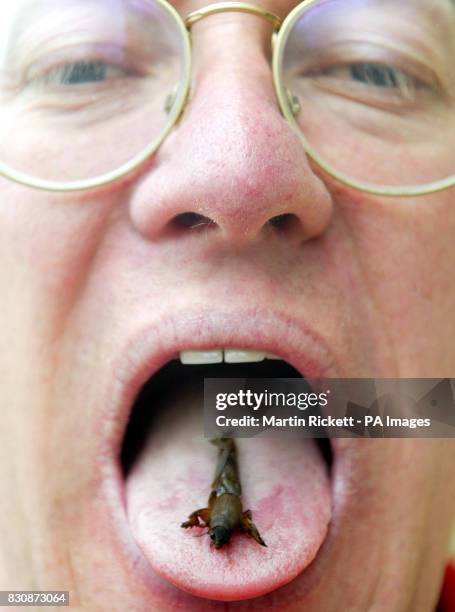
[{"x1": 179, "y1": 349, "x2": 282, "y2": 365}]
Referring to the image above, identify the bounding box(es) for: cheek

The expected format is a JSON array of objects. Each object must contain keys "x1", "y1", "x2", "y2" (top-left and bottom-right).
[
  {"x1": 0, "y1": 185, "x2": 121, "y2": 335},
  {"x1": 330, "y1": 186, "x2": 455, "y2": 370},
  {"x1": 335, "y1": 188, "x2": 455, "y2": 312}
]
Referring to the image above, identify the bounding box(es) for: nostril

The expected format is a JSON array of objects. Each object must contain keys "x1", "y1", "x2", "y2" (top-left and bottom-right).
[
  {"x1": 170, "y1": 212, "x2": 216, "y2": 232},
  {"x1": 268, "y1": 213, "x2": 299, "y2": 232}
]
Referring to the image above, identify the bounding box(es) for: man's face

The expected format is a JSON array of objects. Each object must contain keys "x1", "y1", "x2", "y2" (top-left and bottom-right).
[{"x1": 0, "y1": 0, "x2": 454, "y2": 610}]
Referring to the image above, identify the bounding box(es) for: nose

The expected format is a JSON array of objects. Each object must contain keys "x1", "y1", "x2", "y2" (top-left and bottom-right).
[{"x1": 129, "y1": 19, "x2": 333, "y2": 248}]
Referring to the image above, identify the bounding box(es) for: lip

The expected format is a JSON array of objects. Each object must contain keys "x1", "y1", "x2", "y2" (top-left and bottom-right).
[{"x1": 96, "y1": 305, "x2": 342, "y2": 606}]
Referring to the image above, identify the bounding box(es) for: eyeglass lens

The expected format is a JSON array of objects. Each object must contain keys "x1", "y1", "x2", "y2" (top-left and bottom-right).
[
  {"x1": 0, "y1": 0, "x2": 187, "y2": 183},
  {"x1": 280, "y1": 0, "x2": 455, "y2": 188}
]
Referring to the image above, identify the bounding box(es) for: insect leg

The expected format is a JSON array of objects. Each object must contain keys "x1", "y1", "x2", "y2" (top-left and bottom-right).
[
  {"x1": 181, "y1": 507, "x2": 211, "y2": 529},
  {"x1": 240, "y1": 509, "x2": 267, "y2": 547}
]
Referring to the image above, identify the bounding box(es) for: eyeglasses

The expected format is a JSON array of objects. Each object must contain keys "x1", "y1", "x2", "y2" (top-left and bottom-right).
[{"x1": 0, "y1": 0, "x2": 454, "y2": 196}]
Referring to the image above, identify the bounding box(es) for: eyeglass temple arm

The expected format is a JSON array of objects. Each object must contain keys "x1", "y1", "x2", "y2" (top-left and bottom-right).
[{"x1": 185, "y1": 2, "x2": 283, "y2": 30}]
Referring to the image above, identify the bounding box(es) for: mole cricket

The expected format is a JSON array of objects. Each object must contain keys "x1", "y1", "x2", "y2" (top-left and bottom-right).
[{"x1": 181, "y1": 437, "x2": 266, "y2": 549}]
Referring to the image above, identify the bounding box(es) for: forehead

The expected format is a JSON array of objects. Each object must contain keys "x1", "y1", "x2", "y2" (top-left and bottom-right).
[
  {"x1": 3, "y1": 0, "x2": 455, "y2": 27},
  {"x1": 4, "y1": 0, "x2": 455, "y2": 13},
  {"x1": 3, "y1": 0, "x2": 299, "y2": 18}
]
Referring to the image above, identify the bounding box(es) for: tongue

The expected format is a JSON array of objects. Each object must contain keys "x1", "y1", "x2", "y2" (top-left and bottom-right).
[{"x1": 125, "y1": 378, "x2": 331, "y2": 602}]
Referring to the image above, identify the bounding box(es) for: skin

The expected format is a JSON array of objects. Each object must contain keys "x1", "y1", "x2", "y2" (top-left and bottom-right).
[{"x1": 0, "y1": 0, "x2": 454, "y2": 610}]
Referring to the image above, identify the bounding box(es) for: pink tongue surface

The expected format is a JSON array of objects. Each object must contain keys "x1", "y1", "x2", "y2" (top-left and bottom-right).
[{"x1": 125, "y1": 382, "x2": 331, "y2": 601}]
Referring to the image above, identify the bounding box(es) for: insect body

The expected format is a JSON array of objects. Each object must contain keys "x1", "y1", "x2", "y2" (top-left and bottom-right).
[{"x1": 181, "y1": 437, "x2": 266, "y2": 549}]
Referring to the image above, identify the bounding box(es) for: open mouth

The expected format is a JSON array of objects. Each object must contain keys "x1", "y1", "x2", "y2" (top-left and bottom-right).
[{"x1": 120, "y1": 349, "x2": 333, "y2": 602}]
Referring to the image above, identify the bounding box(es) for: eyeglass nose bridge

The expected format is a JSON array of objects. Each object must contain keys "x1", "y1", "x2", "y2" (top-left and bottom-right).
[
  {"x1": 185, "y1": 1, "x2": 283, "y2": 30},
  {"x1": 169, "y1": 3, "x2": 284, "y2": 125}
]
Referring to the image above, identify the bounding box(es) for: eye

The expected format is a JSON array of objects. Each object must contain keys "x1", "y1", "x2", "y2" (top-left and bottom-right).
[
  {"x1": 58, "y1": 61, "x2": 108, "y2": 85},
  {"x1": 286, "y1": 52, "x2": 439, "y2": 112},
  {"x1": 43, "y1": 60, "x2": 130, "y2": 87},
  {"x1": 348, "y1": 63, "x2": 410, "y2": 89},
  {"x1": 311, "y1": 60, "x2": 424, "y2": 100}
]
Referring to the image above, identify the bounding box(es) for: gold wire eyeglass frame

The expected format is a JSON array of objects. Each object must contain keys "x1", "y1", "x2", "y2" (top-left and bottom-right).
[{"x1": 1, "y1": 0, "x2": 454, "y2": 196}]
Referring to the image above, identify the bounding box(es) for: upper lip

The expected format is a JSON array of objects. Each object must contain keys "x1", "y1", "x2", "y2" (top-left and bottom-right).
[{"x1": 99, "y1": 304, "x2": 340, "y2": 465}]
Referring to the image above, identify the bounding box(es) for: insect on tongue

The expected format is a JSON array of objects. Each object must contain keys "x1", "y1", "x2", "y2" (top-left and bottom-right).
[{"x1": 181, "y1": 437, "x2": 266, "y2": 549}]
